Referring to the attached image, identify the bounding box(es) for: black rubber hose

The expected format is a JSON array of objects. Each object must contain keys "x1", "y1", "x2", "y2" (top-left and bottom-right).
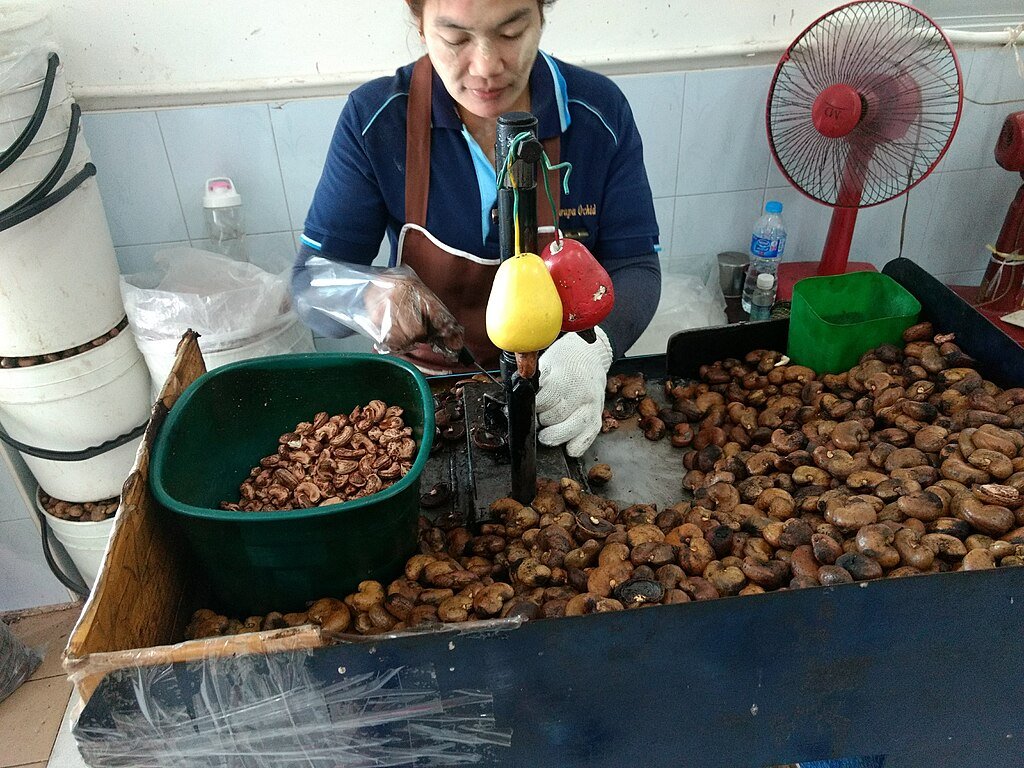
[
  {"x1": 0, "y1": 52, "x2": 59, "y2": 174},
  {"x1": 0, "y1": 418, "x2": 147, "y2": 461},
  {"x1": 33, "y1": 500, "x2": 89, "y2": 597}
]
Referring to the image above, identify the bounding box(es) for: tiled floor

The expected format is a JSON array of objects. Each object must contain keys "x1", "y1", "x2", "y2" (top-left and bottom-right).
[{"x1": 1, "y1": 605, "x2": 82, "y2": 768}]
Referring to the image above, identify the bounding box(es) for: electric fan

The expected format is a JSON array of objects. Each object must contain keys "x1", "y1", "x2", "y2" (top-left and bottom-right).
[{"x1": 766, "y1": 0, "x2": 963, "y2": 295}]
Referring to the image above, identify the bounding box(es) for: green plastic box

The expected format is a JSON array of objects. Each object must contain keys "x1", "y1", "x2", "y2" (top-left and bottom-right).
[
  {"x1": 150, "y1": 353, "x2": 434, "y2": 616},
  {"x1": 788, "y1": 272, "x2": 921, "y2": 374}
]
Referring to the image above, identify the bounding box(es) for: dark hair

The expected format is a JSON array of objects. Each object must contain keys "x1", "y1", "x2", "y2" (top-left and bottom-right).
[{"x1": 405, "y1": 0, "x2": 556, "y2": 22}]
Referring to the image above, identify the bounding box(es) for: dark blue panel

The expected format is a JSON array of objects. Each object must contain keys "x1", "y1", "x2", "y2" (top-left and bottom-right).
[{"x1": 78, "y1": 568, "x2": 1024, "y2": 767}]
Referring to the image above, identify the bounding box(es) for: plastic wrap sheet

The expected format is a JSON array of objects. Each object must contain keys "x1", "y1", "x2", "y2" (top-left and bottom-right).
[
  {"x1": 0, "y1": 619, "x2": 41, "y2": 702},
  {"x1": 73, "y1": 647, "x2": 511, "y2": 768}
]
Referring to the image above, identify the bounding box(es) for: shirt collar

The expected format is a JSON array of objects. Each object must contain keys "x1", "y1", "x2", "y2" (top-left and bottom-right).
[{"x1": 429, "y1": 51, "x2": 571, "y2": 138}]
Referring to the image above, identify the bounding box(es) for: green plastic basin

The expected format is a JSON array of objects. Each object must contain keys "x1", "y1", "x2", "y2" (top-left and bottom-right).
[
  {"x1": 150, "y1": 353, "x2": 434, "y2": 616},
  {"x1": 788, "y1": 272, "x2": 921, "y2": 374}
]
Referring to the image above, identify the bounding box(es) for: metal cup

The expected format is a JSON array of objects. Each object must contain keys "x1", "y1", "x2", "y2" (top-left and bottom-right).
[{"x1": 717, "y1": 251, "x2": 748, "y2": 298}]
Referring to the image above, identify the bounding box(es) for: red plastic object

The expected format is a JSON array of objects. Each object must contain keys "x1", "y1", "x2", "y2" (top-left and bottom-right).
[
  {"x1": 976, "y1": 250, "x2": 1024, "y2": 313},
  {"x1": 995, "y1": 184, "x2": 1024, "y2": 256},
  {"x1": 994, "y1": 111, "x2": 1024, "y2": 256},
  {"x1": 995, "y1": 111, "x2": 1024, "y2": 171},
  {"x1": 540, "y1": 238, "x2": 614, "y2": 332},
  {"x1": 974, "y1": 112, "x2": 1024, "y2": 309},
  {"x1": 812, "y1": 84, "x2": 863, "y2": 138}
]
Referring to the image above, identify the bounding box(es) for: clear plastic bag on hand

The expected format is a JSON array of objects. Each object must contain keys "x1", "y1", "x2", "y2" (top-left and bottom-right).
[{"x1": 295, "y1": 257, "x2": 465, "y2": 357}]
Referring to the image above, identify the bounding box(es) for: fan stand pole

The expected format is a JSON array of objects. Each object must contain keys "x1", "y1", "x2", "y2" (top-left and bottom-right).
[
  {"x1": 819, "y1": 206, "x2": 859, "y2": 276},
  {"x1": 818, "y1": 145, "x2": 871, "y2": 276}
]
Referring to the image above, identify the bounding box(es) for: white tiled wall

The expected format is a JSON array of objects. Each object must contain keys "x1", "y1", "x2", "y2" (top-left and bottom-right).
[
  {"x1": 80, "y1": 44, "x2": 1022, "y2": 294},
  {"x1": 0, "y1": 449, "x2": 74, "y2": 612}
]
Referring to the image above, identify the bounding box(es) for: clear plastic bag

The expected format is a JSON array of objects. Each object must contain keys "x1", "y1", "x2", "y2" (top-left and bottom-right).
[
  {"x1": 120, "y1": 247, "x2": 296, "y2": 342},
  {"x1": 294, "y1": 256, "x2": 464, "y2": 358},
  {"x1": 627, "y1": 257, "x2": 727, "y2": 356},
  {"x1": 0, "y1": 619, "x2": 41, "y2": 703}
]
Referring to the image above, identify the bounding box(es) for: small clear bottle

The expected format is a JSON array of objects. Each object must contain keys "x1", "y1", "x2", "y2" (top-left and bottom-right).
[
  {"x1": 202, "y1": 177, "x2": 248, "y2": 261},
  {"x1": 748, "y1": 272, "x2": 776, "y2": 321},
  {"x1": 741, "y1": 200, "x2": 787, "y2": 313}
]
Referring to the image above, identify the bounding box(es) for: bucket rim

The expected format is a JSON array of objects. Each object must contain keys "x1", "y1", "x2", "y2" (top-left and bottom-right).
[
  {"x1": 150, "y1": 352, "x2": 436, "y2": 523},
  {"x1": 0, "y1": 63, "x2": 64, "y2": 96},
  {"x1": 0, "y1": 148, "x2": 89, "y2": 190},
  {"x1": 36, "y1": 487, "x2": 118, "y2": 530},
  {"x1": 6, "y1": 127, "x2": 84, "y2": 163},
  {"x1": 13, "y1": 122, "x2": 78, "y2": 150},
  {"x1": 0, "y1": 328, "x2": 139, "y2": 393},
  {"x1": 16, "y1": 125, "x2": 82, "y2": 160},
  {"x1": 791, "y1": 272, "x2": 922, "y2": 328},
  {"x1": 0, "y1": 93, "x2": 70, "y2": 126},
  {"x1": 0, "y1": 73, "x2": 64, "y2": 102}
]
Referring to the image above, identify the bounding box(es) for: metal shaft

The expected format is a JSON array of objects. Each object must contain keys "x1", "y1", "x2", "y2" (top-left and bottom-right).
[{"x1": 496, "y1": 112, "x2": 541, "y2": 503}]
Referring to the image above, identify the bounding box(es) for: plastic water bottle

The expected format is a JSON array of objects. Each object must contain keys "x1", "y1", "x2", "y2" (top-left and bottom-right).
[
  {"x1": 203, "y1": 177, "x2": 249, "y2": 261},
  {"x1": 748, "y1": 272, "x2": 776, "y2": 321},
  {"x1": 741, "y1": 200, "x2": 786, "y2": 313}
]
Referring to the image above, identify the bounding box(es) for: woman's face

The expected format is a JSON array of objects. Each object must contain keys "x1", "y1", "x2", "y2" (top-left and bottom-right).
[{"x1": 420, "y1": 0, "x2": 543, "y2": 122}]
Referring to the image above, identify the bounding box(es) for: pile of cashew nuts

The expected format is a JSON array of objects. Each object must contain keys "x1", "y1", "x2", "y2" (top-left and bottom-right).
[
  {"x1": 186, "y1": 321, "x2": 1024, "y2": 639},
  {"x1": 220, "y1": 401, "x2": 416, "y2": 512}
]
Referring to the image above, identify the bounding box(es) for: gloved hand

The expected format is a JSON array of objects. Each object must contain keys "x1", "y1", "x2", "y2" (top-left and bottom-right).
[
  {"x1": 536, "y1": 327, "x2": 613, "y2": 458},
  {"x1": 364, "y1": 271, "x2": 465, "y2": 356}
]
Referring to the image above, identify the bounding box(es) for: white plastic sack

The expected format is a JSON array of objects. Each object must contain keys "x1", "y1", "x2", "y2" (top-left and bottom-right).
[
  {"x1": 121, "y1": 247, "x2": 298, "y2": 341},
  {"x1": 120, "y1": 248, "x2": 315, "y2": 390},
  {"x1": 627, "y1": 256, "x2": 727, "y2": 356}
]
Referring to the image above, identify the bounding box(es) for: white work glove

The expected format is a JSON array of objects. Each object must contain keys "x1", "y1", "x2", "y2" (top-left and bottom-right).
[{"x1": 536, "y1": 327, "x2": 613, "y2": 458}]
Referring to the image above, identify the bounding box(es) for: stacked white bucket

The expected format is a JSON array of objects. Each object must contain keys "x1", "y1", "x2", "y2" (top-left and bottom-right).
[{"x1": 0, "y1": 35, "x2": 151, "y2": 586}]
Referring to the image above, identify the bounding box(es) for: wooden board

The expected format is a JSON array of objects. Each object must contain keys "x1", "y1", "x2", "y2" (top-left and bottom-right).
[{"x1": 62, "y1": 331, "x2": 324, "y2": 703}]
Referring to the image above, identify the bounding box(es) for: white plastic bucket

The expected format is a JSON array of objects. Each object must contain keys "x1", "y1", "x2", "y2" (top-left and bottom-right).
[
  {"x1": 0, "y1": 93, "x2": 71, "y2": 152},
  {"x1": 0, "y1": 65, "x2": 68, "y2": 123},
  {"x1": 36, "y1": 490, "x2": 115, "y2": 589},
  {"x1": 0, "y1": 330, "x2": 151, "y2": 502},
  {"x1": 14, "y1": 122, "x2": 73, "y2": 157},
  {"x1": 135, "y1": 312, "x2": 316, "y2": 395},
  {"x1": 0, "y1": 133, "x2": 90, "y2": 201},
  {"x1": 0, "y1": 174, "x2": 124, "y2": 356}
]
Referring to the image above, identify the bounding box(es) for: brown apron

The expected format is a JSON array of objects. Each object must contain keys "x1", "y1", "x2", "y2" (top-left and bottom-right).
[{"x1": 398, "y1": 55, "x2": 560, "y2": 374}]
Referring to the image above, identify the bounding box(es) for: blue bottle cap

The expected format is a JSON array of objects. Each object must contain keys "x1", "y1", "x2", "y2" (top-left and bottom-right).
[{"x1": 765, "y1": 200, "x2": 783, "y2": 214}]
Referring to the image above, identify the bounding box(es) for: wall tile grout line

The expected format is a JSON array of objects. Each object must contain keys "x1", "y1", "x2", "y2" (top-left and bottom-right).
[
  {"x1": 672, "y1": 76, "x2": 686, "y2": 198},
  {"x1": 671, "y1": 72, "x2": 687, "y2": 200},
  {"x1": 153, "y1": 109, "x2": 193, "y2": 244},
  {"x1": 265, "y1": 103, "x2": 297, "y2": 241}
]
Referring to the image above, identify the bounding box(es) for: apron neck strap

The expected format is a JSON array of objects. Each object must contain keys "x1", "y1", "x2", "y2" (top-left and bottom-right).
[
  {"x1": 406, "y1": 56, "x2": 564, "y2": 232},
  {"x1": 405, "y1": 56, "x2": 433, "y2": 226}
]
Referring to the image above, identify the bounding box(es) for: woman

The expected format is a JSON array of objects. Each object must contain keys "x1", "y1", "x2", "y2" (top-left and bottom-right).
[{"x1": 293, "y1": 0, "x2": 661, "y2": 457}]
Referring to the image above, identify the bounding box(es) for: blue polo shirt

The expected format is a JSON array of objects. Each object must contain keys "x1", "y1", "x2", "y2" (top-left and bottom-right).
[{"x1": 298, "y1": 52, "x2": 661, "y2": 356}]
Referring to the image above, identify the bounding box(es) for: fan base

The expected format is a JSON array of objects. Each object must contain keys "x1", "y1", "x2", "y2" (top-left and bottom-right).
[{"x1": 776, "y1": 261, "x2": 877, "y2": 301}]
